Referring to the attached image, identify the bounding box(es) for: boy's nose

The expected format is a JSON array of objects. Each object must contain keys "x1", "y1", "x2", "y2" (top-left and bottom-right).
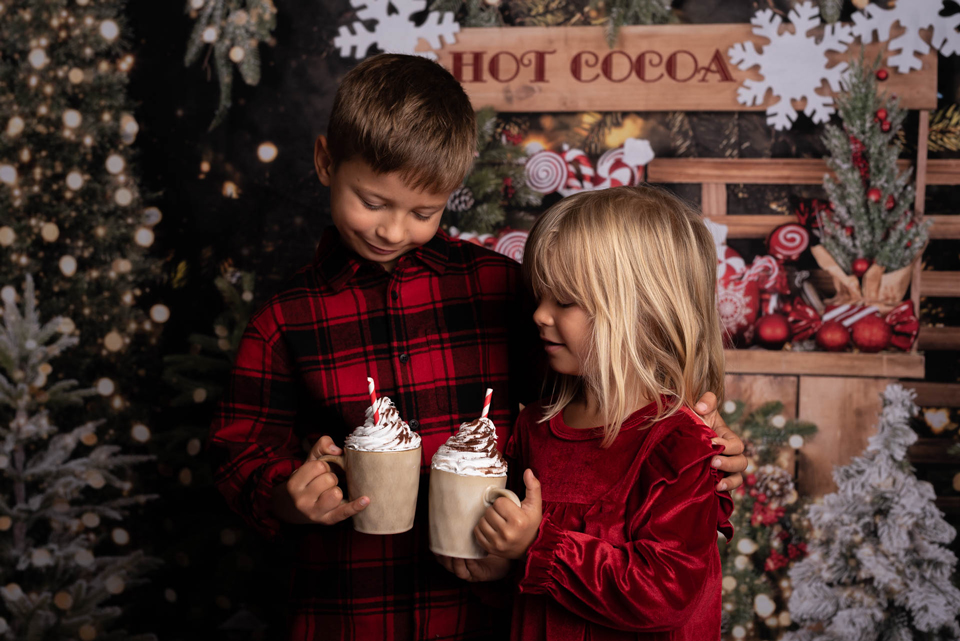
[{"x1": 376, "y1": 214, "x2": 405, "y2": 245}]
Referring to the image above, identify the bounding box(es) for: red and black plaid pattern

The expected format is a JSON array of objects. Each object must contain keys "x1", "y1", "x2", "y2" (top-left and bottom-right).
[{"x1": 209, "y1": 227, "x2": 533, "y2": 640}]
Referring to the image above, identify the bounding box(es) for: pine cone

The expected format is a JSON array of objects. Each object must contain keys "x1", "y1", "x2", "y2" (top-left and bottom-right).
[
  {"x1": 446, "y1": 187, "x2": 475, "y2": 213},
  {"x1": 755, "y1": 464, "x2": 795, "y2": 507}
]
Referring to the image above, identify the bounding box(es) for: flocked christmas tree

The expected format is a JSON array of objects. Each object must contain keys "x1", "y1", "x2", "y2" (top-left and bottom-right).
[
  {"x1": 785, "y1": 384, "x2": 960, "y2": 641},
  {"x1": 0, "y1": 278, "x2": 157, "y2": 640},
  {"x1": 819, "y1": 55, "x2": 930, "y2": 277},
  {"x1": 184, "y1": 0, "x2": 277, "y2": 128},
  {"x1": 445, "y1": 107, "x2": 542, "y2": 235},
  {"x1": 718, "y1": 400, "x2": 817, "y2": 641}
]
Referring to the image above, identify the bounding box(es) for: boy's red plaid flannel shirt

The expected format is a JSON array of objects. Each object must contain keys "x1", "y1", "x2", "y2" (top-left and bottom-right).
[{"x1": 209, "y1": 228, "x2": 532, "y2": 640}]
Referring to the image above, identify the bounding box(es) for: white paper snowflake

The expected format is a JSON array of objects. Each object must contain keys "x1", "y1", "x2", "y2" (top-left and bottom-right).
[
  {"x1": 334, "y1": 0, "x2": 460, "y2": 61},
  {"x1": 728, "y1": 2, "x2": 854, "y2": 131},
  {"x1": 851, "y1": 0, "x2": 960, "y2": 73}
]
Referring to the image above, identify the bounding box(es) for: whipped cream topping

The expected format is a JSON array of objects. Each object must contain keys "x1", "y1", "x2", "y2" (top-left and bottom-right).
[
  {"x1": 431, "y1": 417, "x2": 507, "y2": 477},
  {"x1": 345, "y1": 397, "x2": 421, "y2": 452}
]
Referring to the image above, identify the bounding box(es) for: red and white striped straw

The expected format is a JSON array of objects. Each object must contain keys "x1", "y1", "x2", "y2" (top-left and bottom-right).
[
  {"x1": 480, "y1": 388, "x2": 493, "y2": 419},
  {"x1": 367, "y1": 377, "x2": 380, "y2": 423}
]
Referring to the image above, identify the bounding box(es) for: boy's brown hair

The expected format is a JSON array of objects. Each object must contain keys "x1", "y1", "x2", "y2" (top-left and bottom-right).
[{"x1": 327, "y1": 54, "x2": 477, "y2": 195}]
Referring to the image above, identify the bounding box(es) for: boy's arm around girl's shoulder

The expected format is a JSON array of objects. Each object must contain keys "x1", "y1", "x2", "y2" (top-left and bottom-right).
[
  {"x1": 514, "y1": 414, "x2": 733, "y2": 633},
  {"x1": 207, "y1": 306, "x2": 305, "y2": 540}
]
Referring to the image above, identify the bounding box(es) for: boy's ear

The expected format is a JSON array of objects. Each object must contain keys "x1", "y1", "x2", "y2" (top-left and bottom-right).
[{"x1": 314, "y1": 135, "x2": 333, "y2": 187}]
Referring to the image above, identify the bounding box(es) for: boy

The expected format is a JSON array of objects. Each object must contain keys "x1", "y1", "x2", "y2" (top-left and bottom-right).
[{"x1": 209, "y1": 53, "x2": 745, "y2": 641}]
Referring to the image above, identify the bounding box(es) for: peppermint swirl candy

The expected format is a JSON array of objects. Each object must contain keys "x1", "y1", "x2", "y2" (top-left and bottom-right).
[
  {"x1": 596, "y1": 147, "x2": 638, "y2": 188},
  {"x1": 767, "y1": 224, "x2": 810, "y2": 262},
  {"x1": 494, "y1": 230, "x2": 528, "y2": 263},
  {"x1": 524, "y1": 151, "x2": 567, "y2": 194}
]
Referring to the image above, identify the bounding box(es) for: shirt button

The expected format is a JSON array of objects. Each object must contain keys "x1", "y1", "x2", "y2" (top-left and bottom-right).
[
  {"x1": 409, "y1": 419, "x2": 420, "y2": 430},
  {"x1": 391, "y1": 291, "x2": 399, "y2": 301},
  {"x1": 399, "y1": 353, "x2": 409, "y2": 364}
]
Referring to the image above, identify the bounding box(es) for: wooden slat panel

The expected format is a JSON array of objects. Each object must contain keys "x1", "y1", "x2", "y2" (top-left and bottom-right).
[
  {"x1": 918, "y1": 326, "x2": 960, "y2": 350},
  {"x1": 797, "y1": 376, "x2": 892, "y2": 497},
  {"x1": 649, "y1": 158, "x2": 960, "y2": 186},
  {"x1": 908, "y1": 438, "x2": 959, "y2": 463},
  {"x1": 920, "y1": 272, "x2": 960, "y2": 297},
  {"x1": 929, "y1": 215, "x2": 960, "y2": 239},
  {"x1": 704, "y1": 214, "x2": 960, "y2": 239},
  {"x1": 911, "y1": 382, "x2": 960, "y2": 407},
  {"x1": 926, "y1": 159, "x2": 960, "y2": 185},
  {"x1": 724, "y1": 350, "x2": 925, "y2": 378}
]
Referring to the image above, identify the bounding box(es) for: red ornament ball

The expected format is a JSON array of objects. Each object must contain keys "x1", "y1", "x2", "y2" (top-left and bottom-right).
[
  {"x1": 852, "y1": 257, "x2": 872, "y2": 277},
  {"x1": 906, "y1": 221, "x2": 914, "y2": 230},
  {"x1": 876, "y1": 68, "x2": 889, "y2": 81},
  {"x1": 867, "y1": 187, "x2": 882, "y2": 203},
  {"x1": 816, "y1": 320, "x2": 850, "y2": 352},
  {"x1": 844, "y1": 226, "x2": 854, "y2": 236},
  {"x1": 852, "y1": 314, "x2": 892, "y2": 353},
  {"x1": 881, "y1": 120, "x2": 892, "y2": 133},
  {"x1": 876, "y1": 108, "x2": 888, "y2": 120},
  {"x1": 756, "y1": 313, "x2": 791, "y2": 350},
  {"x1": 885, "y1": 194, "x2": 896, "y2": 210}
]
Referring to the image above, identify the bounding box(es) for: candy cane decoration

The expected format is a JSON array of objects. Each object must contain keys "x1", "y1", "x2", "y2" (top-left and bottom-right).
[
  {"x1": 524, "y1": 150, "x2": 567, "y2": 194},
  {"x1": 367, "y1": 376, "x2": 379, "y2": 423},
  {"x1": 481, "y1": 388, "x2": 493, "y2": 419},
  {"x1": 560, "y1": 147, "x2": 595, "y2": 196}
]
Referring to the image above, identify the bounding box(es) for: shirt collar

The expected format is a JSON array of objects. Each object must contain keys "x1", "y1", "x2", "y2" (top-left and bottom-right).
[{"x1": 314, "y1": 227, "x2": 450, "y2": 292}]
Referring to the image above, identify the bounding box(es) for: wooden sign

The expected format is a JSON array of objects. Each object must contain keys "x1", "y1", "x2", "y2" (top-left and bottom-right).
[{"x1": 421, "y1": 25, "x2": 937, "y2": 112}]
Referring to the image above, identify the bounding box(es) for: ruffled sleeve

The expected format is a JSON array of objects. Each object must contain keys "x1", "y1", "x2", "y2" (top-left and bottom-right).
[{"x1": 516, "y1": 411, "x2": 732, "y2": 633}]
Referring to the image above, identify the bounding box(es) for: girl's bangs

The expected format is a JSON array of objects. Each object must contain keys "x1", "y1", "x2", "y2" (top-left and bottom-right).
[{"x1": 526, "y1": 226, "x2": 583, "y2": 305}]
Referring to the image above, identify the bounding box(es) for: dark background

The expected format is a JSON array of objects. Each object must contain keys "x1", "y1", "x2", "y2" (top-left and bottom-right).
[{"x1": 119, "y1": 1, "x2": 960, "y2": 638}]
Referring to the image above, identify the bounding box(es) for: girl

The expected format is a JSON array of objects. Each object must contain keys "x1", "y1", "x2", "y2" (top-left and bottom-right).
[{"x1": 475, "y1": 185, "x2": 734, "y2": 640}]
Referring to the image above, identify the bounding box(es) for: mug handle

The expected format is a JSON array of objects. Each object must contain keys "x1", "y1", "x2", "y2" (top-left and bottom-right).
[
  {"x1": 483, "y1": 486, "x2": 521, "y2": 508},
  {"x1": 316, "y1": 454, "x2": 346, "y2": 473}
]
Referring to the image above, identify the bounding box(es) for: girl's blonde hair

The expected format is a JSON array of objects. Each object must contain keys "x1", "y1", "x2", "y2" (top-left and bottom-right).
[{"x1": 523, "y1": 185, "x2": 725, "y2": 447}]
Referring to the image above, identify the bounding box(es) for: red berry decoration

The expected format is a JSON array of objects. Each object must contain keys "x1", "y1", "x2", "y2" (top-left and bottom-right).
[
  {"x1": 881, "y1": 120, "x2": 892, "y2": 133},
  {"x1": 852, "y1": 314, "x2": 892, "y2": 353},
  {"x1": 906, "y1": 221, "x2": 914, "y2": 230},
  {"x1": 755, "y1": 313, "x2": 791, "y2": 350},
  {"x1": 844, "y1": 226, "x2": 854, "y2": 236},
  {"x1": 876, "y1": 108, "x2": 888, "y2": 121},
  {"x1": 852, "y1": 257, "x2": 872, "y2": 277},
  {"x1": 867, "y1": 187, "x2": 882, "y2": 203},
  {"x1": 876, "y1": 68, "x2": 889, "y2": 81},
  {"x1": 816, "y1": 320, "x2": 850, "y2": 352},
  {"x1": 885, "y1": 194, "x2": 896, "y2": 210}
]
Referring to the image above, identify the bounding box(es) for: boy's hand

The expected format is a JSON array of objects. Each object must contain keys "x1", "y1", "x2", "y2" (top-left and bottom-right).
[
  {"x1": 435, "y1": 554, "x2": 512, "y2": 583},
  {"x1": 475, "y1": 469, "x2": 542, "y2": 560},
  {"x1": 694, "y1": 392, "x2": 747, "y2": 492},
  {"x1": 270, "y1": 436, "x2": 369, "y2": 526}
]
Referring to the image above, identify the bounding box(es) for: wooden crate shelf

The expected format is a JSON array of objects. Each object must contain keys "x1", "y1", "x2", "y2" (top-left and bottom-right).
[
  {"x1": 724, "y1": 349, "x2": 925, "y2": 378},
  {"x1": 920, "y1": 272, "x2": 960, "y2": 297},
  {"x1": 910, "y1": 381, "x2": 960, "y2": 406},
  {"x1": 918, "y1": 326, "x2": 960, "y2": 350}
]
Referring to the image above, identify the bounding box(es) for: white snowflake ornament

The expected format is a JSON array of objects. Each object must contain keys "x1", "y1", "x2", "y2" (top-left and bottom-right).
[
  {"x1": 851, "y1": 0, "x2": 960, "y2": 73},
  {"x1": 728, "y1": 2, "x2": 854, "y2": 130},
  {"x1": 334, "y1": 0, "x2": 460, "y2": 61}
]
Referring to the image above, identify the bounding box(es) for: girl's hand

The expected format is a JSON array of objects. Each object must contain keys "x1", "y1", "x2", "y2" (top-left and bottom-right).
[
  {"x1": 694, "y1": 392, "x2": 747, "y2": 492},
  {"x1": 475, "y1": 469, "x2": 542, "y2": 559},
  {"x1": 435, "y1": 553, "x2": 512, "y2": 582}
]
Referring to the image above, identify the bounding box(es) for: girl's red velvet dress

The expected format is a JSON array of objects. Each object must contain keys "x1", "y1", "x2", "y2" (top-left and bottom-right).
[{"x1": 506, "y1": 401, "x2": 734, "y2": 641}]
